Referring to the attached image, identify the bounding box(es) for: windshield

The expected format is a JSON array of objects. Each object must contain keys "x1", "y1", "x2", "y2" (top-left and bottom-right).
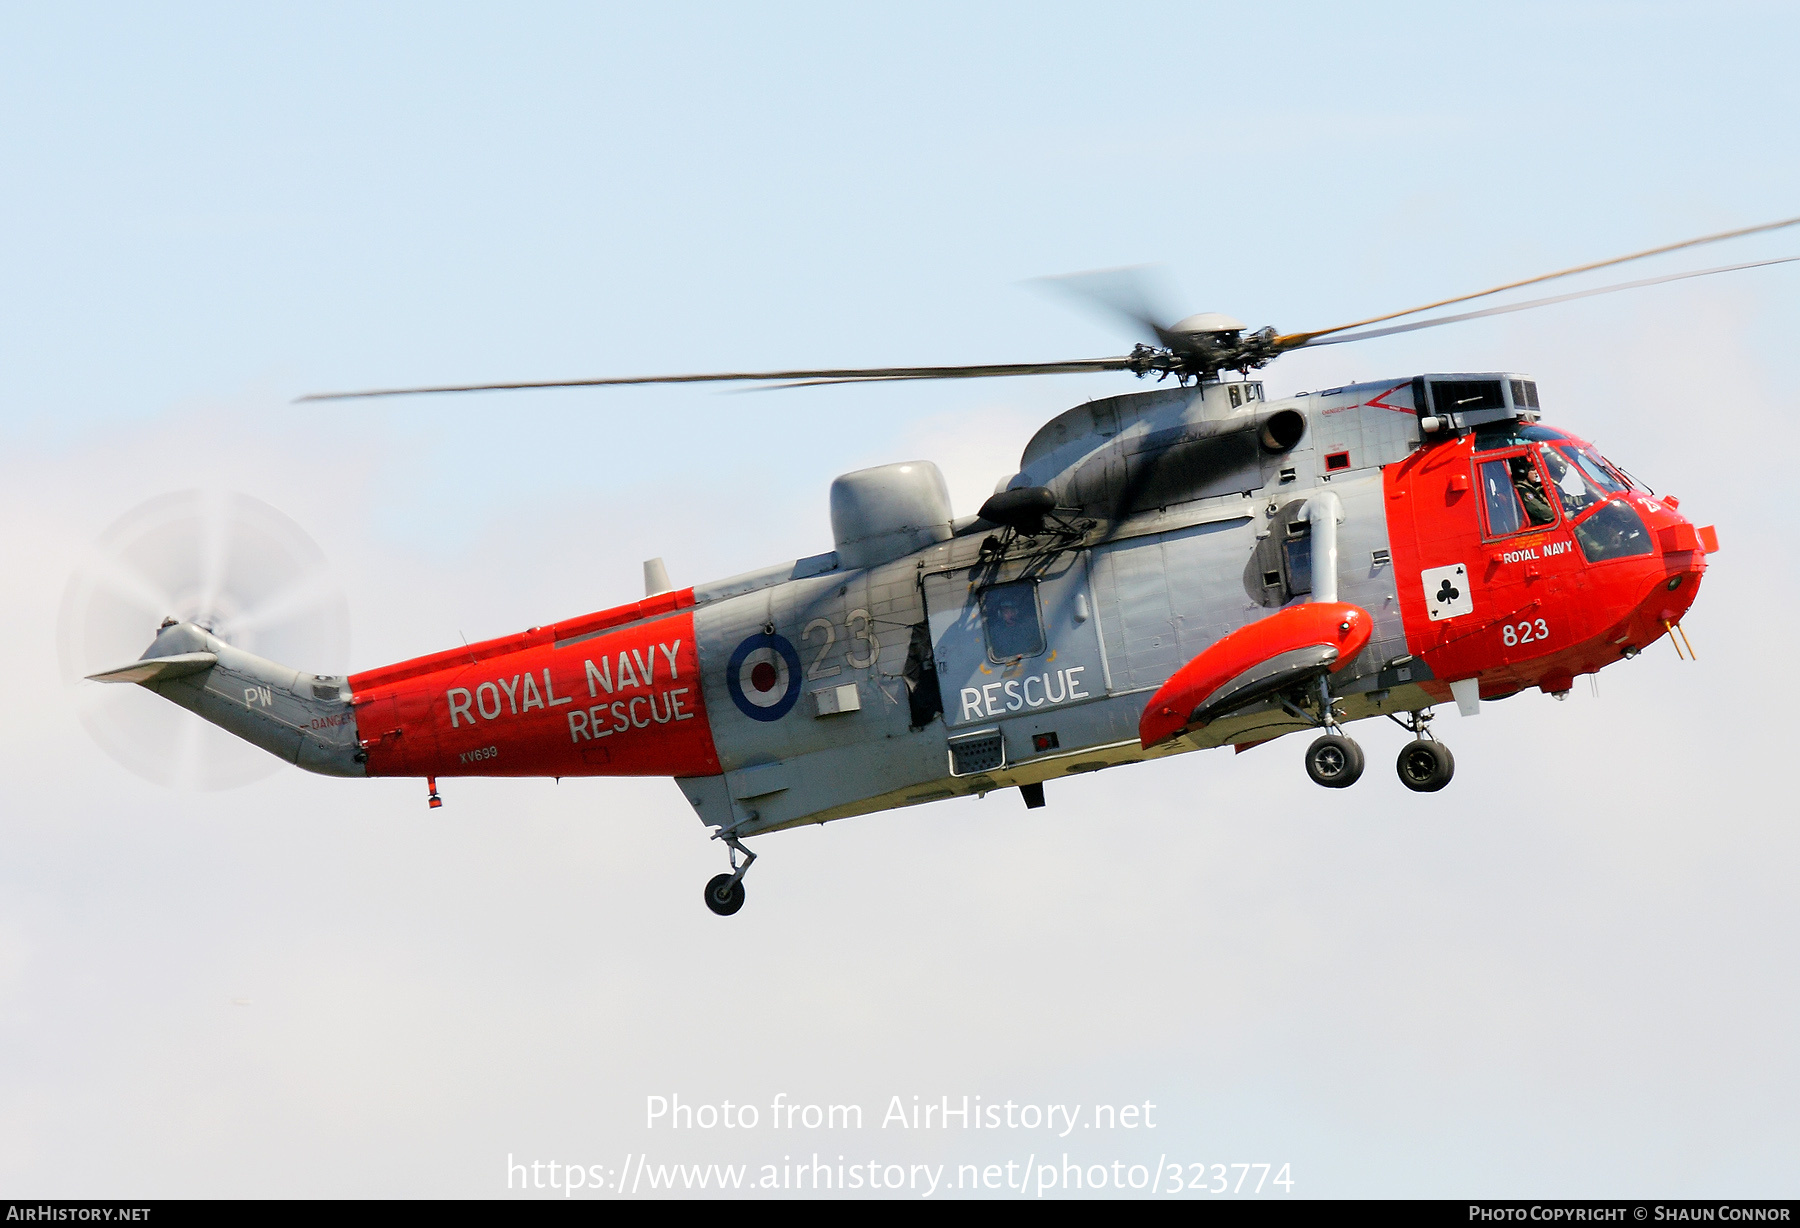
[
  {"x1": 1473, "y1": 422, "x2": 1569, "y2": 451},
  {"x1": 1540, "y1": 445, "x2": 1606, "y2": 518},
  {"x1": 1552, "y1": 442, "x2": 1628, "y2": 494},
  {"x1": 1473, "y1": 421, "x2": 1636, "y2": 495}
]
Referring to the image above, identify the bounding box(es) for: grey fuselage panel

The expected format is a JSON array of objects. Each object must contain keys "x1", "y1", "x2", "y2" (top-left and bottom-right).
[{"x1": 682, "y1": 375, "x2": 1447, "y2": 836}]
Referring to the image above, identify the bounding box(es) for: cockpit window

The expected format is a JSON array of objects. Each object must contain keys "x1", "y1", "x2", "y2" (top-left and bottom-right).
[
  {"x1": 1474, "y1": 422, "x2": 1569, "y2": 450},
  {"x1": 1554, "y1": 443, "x2": 1627, "y2": 495},
  {"x1": 981, "y1": 581, "x2": 1044, "y2": 662},
  {"x1": 1478, "y1": 455, "x2": 1557, "y2": 537},
  {"x1": 1574, "y1": 499, "x2": 1654, "y2": 562},
  {"x1": 1479, "y1": 460, "x2": 1523, "y2": 536},
  {"x1": 1540, "y1": 445, "x2": 1605, "y2": 518}
]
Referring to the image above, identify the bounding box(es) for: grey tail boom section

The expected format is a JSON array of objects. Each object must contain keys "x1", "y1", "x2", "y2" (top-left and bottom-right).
[{"x1": 87, "y1": 621, "x2": 367, "y2": 777}]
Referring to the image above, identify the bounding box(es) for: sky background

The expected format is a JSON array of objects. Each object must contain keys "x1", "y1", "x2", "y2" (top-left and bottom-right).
[{"x1": 2, "y1": 1, "x2": 1797, "y2": 1198}]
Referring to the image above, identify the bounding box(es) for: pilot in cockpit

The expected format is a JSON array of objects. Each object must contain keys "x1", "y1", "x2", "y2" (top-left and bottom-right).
[{"x1": 1509, "y1": 455, "x2": 1556, "y2": 526}]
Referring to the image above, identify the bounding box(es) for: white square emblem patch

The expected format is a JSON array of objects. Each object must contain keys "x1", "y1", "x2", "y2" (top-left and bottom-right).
[{"x1": 1422, "y1": 563, "x2": 1472, "y2": 621}]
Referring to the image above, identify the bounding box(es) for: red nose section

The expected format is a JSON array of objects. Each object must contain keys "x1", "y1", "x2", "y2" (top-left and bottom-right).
[{"x1": 1138, "y1": 602, "x2": 1374, "y2": 750}]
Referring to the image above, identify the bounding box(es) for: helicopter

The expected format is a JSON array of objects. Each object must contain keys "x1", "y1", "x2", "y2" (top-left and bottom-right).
[{"x1": 75, "y1": 220, "x2": 1793, "y2": 915}]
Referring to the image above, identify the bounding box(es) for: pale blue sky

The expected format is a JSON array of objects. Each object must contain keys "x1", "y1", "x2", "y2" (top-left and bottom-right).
[{"x1": 2, "y1": 2, "x2": 1797, "y2": 1197}]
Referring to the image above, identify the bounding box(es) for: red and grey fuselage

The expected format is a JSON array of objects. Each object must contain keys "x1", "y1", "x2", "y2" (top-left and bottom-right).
[{"x1": 120, "y1": 373, "x2": 1713, "y2": 838}]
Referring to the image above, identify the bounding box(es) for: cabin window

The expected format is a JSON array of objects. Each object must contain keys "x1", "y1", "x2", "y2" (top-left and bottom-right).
[
  {"x1": 980, "y1": 581, "x2": 1044, "y2": 662},
  {"x1": 1478, "y1": 454, "x2": 1557, "y2": 537},
  {"x1": 1282, "y1": 523, "x2": 1313, "y2": 596}
]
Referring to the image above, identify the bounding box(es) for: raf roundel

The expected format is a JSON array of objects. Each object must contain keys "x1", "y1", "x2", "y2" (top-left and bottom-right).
[{"x1": 726, "y1": 631, "x2": 803, "y2": 722}]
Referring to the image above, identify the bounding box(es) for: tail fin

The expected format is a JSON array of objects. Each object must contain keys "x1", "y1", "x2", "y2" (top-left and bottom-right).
[{"x1": 86, "y1": 652, "x2": 216, "y2": 686}]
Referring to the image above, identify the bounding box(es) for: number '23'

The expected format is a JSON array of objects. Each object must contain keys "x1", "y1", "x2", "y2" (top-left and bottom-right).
[{"x1": 802, "y1": 610, "x2": 881, "y2": 678}]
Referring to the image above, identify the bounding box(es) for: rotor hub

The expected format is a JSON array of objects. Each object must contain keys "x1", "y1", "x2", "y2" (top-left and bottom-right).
[{"x1": 1127, "y1": 325, "x2": 1285, "y2": 382}]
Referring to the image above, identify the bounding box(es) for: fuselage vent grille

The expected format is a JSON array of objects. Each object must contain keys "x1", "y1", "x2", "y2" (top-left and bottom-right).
[{"x1": 948, "y1": 730, "x2": 1006, "y2": 777}]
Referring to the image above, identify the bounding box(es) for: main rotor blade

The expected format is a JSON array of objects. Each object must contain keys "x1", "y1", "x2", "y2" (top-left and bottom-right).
[
  {"x1": 1298, "y1": 255, "x2": 1800, "y2": 348},
  {"x1": 743, "y1": 358, "x2": 1148, "y2": 390},
  {"x1": 1279, "y1": 214, "x2": 1800, "y2": 348},
  {"x1": 1030, "y1": 266, "x2": 1178, "y2": 347},
  {"x1": 296, "y1": 358, "x2": 1135, "y2": 402}
]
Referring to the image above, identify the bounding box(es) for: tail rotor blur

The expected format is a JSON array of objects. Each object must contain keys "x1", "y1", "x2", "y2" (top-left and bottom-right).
[{"x1": 57, "y1": 490, "x2": 350, "y2": 790}]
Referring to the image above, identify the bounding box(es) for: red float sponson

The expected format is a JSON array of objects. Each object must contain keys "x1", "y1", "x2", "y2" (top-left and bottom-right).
[{"x1": 1138, "y1": 602, "x2": 1374, "y2": 750}]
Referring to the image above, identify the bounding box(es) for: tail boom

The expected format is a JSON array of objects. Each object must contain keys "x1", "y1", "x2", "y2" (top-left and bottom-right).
[{"x1": 88, "y1": 621, "x2": 364, "y2": 777}]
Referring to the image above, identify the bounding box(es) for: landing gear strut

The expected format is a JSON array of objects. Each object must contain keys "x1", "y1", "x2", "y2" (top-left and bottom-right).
[
  {"x1": 1285, "y1": 674, "x2": 1366, "y2": 789},
  {"x1": 704, "y1": 832, "x2": 756, "y2": 917},
  {"x1": 1389, "y1": 709, "x2": 1455, "y2": 792}
]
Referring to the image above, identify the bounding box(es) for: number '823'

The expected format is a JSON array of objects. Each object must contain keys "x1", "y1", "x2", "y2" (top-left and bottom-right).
[{"x1": 1501, "y1": 618, "x2": 1550, "y2": 647}]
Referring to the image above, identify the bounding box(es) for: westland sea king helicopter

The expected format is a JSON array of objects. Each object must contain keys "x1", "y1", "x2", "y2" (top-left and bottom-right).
[{"x1": 69, "y1": 221, "x2": 1795, "y2": 913}]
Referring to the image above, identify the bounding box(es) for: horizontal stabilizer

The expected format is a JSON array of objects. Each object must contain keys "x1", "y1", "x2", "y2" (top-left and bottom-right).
[{"x1": 85, "y1": 652, "x2": 218, "y2": 685}]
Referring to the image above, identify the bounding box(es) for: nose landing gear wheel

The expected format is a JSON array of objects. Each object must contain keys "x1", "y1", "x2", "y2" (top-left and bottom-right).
[
  {"x1": 1305, "y1": 734, "x2": 1364, "y2": 788},
  {"x1": 1396, "y1": 739, "x2": 1455, "y2": 792},
  {"x1": 704, "y1": 873, "x2": 746, "y2": 916}
]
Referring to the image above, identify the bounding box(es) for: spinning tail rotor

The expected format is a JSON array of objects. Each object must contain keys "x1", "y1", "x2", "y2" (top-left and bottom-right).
[{"x1": 58, "y1": 491, "x2": 350, "y2": 790}]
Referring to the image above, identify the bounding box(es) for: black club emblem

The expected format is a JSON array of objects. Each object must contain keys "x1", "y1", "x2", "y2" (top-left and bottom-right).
[{"x1": 1435, "y1": 578, "x2": 1461, "y2": 606}]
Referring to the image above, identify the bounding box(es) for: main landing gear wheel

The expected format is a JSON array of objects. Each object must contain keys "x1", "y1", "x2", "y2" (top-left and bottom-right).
[
  {"x1": 704, "y1": 831, "x2": 756, "y2": 917},
  {"x1": 1305, "y1": 734, "x2": 1365, "y2": 789},
  {"x1": 704, "y1": 873, "x2": 746, "y2": 916},
  {"x1": 1396, "y1": 739, "x2": 1455, "y2": 792}
]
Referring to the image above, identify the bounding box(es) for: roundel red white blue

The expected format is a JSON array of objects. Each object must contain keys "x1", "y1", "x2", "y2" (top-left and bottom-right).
[
  {"x1": 726, "y1": 631, "x2": 802, "y2": 721},
  {"x1": 739, "y1": 647, "x2": 789, "y2": 706}
]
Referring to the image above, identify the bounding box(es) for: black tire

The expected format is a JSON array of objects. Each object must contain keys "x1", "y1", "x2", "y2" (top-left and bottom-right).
[
  {"x1": 704, "y1": 873, "x2": 746, "y2": 916},
  {"x1": 1305, "y1": 734, "x2": 1364, "y2": 788},
  {"x1": 1396, "y1": 739, "x2": 1455, "y2": 792}
]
